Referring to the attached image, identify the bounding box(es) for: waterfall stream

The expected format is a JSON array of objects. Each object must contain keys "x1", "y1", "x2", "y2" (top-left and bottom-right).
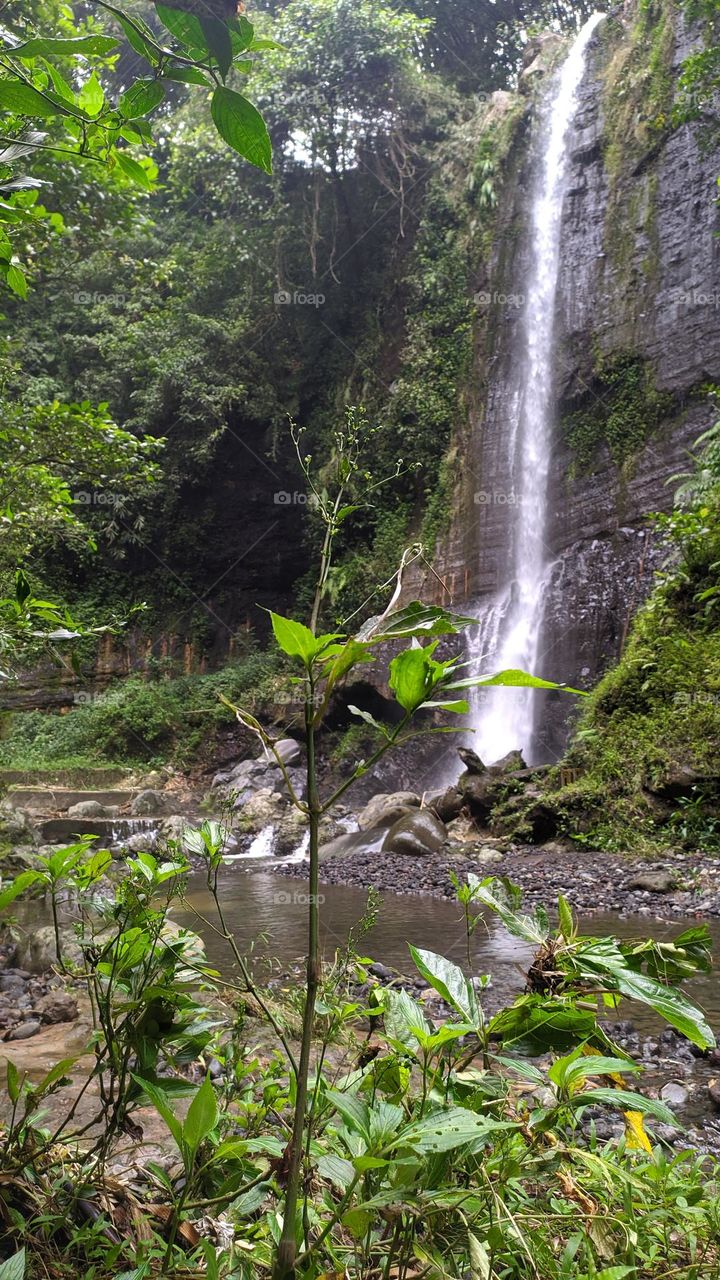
[{"x1": 471, "y1": 12, "x2": 605, "y2": 765}]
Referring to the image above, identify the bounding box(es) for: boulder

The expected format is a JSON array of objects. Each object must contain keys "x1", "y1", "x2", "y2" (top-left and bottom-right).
[
  {"x1": 123, "y1": 829, "x2": 160, "y2": 853},
  {"x1": 429, "y1": 787, "x2": 464, "y2": 824},
  {"x1": 358, "y1": 792, "x2": 421, "y2": 830},
  {"x1": 0, "y1": 806, "x2": 37, "y2": 846},
  {"x1": 628, "y1": 870, "x2": 677, "y2": 894},
  {"x1": 14, "y1": 926, "x2": 82, "y2": 974},
  {"x1": 458, "y1": 772, "x2": 501, "y2": 821},
  {"x1": 272, "y1": 739, "x2": 302, "y2": 767},
  {"x1": 36, "y1": 992, "x2": 78, "y2": 1025},
  {"x1": 457, "y1": 748, "x2": 486, "y2": 775},
  {"x1": 382, "y1": 811, "x2": 448, "y2": 857},
  {"x1": 130, "y1": 789, "x2": 166, "y2": 817},
  {"x1": 234, "y1": 788, "x2": 287, "y2": 832},
  {"x1": 67, "y1": 800, "x2": 108, "y2": 819},
  {"x1": 8, "y1": 1019, "x2": 41, "y2": 1041},
  {"x1": 708, "y1": 1081, "x2": 720, "y2": 1111},
  {"x1": 489, "y1": 750, "x2": 527, "y2": 775}
]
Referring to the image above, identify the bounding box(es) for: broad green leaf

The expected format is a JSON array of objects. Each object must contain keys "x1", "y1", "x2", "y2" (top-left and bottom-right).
[
  {"x1": 325, "y1": 1088, "x2": 371, "y2": 1141},
  {"x1": 105, "y1": 6, "x2": 162, "y2": 65},
  {"x1": 575, "y1": 950, "x2": 716, "y2": 1049},
  {"x1": 393, "y1": 1107, "x2": 515, "y2": 1153},
  {"x1": 154, "y1": 3, "x2": 208, "y2": 51},
  {"x1": 488, "y1": 995, "x2": 617, "y2": 1055},
  {"x1": 408, "y1": 946, "x2": 479, "y2": 1024},
  {"x1": 357, "y1": 600, "x2": 476, "y2": 642},
  {"x1": 162, "y1": 65, "x2": 211, "y2": 86},
  {"x1": 445, "y1": 668, "x2": 585, "y2": 695},
  {"x1": 210, "y1": 86, "x2": 272, "y2": 174},
  {"x1": 347, "y1": 705, "x2": 387, "y2": 735},
  {"x1": 77, "y1": 70, "x2": 104, "y2": 115},
  {"x1": 6, "y1": 1060, "x2": 20, "y2": 1104},
  {"x1": 563, "y1": 1056, "x2": 641, "y2": 1087},
  {"x1": 35, "y1": 1056, "x2": 79, "y2": 1096},
  {"x1": 384, "y1": 987, "x2": 430, "y2": 1049},
  {"x1": 470, "y1": 877, "x2": 549, "y2": 945},
  {"x1": 3, "y1": 263, "x2": 27, "y2": 298},
  {"x1": 558, "y1": 894, "x2": 574, "y2": 940},
  {"x1": 317, "y1": 1152, "x2": 354, "y2": 1188},
  {"x1": 0, "y1": 869, "x2": 41, "y2": 911},
  {"x1": 389, "y1": 645, "x2": 437, "y2": 713},
  {"x1": 199, "y1": 16, "x2": 233, "y2": 79},
  {"x1": 576, "y1": 1088, "x2": 677, "y2": 1126},
  {"x1": 114, "y1": 151, "x2": 156, "y2": 190},
  {"x1": 119, "y1": 78, "x2": 164, "y2": 119},
  {"x1": 0, "y1": 1250, "x2": 26, "y2": 1280},
  {"x1": 133, "y1": 1075, "x2": 184, "y2": 1149},
  {"x1": 183, "y1": 1074, "x2": 218, "y2": 1151},
  {"x1": 13, "y1": 35, "x2": 119, "y2": 57},
  {"x1": 0, "y1": 79, "x2": 72, "y2": 119},
  {"x1": 267, "y1": 611, "x2": 322, "y2": 664}
]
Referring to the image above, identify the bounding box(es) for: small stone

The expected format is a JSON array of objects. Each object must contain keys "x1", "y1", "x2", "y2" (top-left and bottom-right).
[
  {"x1": 272, "y1": 739, "x2": 302, "y2": 767},
  {"x1": 709, "y1": 1081, "x2": 720, "y2": 1111},
  {"x1": 660, "y1": 1081, "x2": 688, "y2": 1108},
  {"x1": 628, "y1": 871, "x2": 676, "y2": 894},
  {"x1": 8, "y1": 1019, "x2": 41, "y2": 1040}
]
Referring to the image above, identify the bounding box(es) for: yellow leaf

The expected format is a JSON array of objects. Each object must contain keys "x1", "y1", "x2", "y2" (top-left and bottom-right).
[{"x1": 625, "y1": 1109, "x2": 652, "y2": 1152}]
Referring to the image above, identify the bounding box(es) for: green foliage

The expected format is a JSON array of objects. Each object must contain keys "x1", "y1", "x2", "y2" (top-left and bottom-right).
[
  {"x1": 561, "y1": 353, "x2": 674, "y2": 469},
  {"x1": 0, "y1": 651, "x2": 280, "y2": 767}
]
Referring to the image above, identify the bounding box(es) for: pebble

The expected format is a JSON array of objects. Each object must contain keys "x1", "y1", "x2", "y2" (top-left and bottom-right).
[{"x1": 8, "y1": 1019, "x2": 41, "y2": 1040}]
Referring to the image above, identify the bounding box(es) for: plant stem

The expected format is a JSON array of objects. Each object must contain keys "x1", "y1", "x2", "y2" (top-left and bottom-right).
[{"x1": 273, "y1": 675, "x2": 321, "y2": 1280}]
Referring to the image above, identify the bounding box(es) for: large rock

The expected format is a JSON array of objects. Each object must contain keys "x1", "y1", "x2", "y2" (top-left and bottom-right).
[
  {"x1": 14, "y1": 926, "x2": 82, "y2": 974},
  {"x1": 36, "y1": 991, "x2": 78, "y2": 1024},
  {"x1": 130, "y1": 789, "x2": 166, "y2": 817},
  {"x1": 382, "y1": 811, "x2": 448, "y2": 857},
  {"x1": 67, "y1": 799, "x2": 108, "y2": 819},
  {"x1": 628, "y1": 870, "x2": 677, "y2": 894},
  {"x1": 428, "y1": 787, "x2": 465, "y2": 823},
  {"x1": 234, "y1": 788, "x2": 287, "y2": 831},
  {"x1": 358, "y1": 792, "x2": 421, "y2": 830},
  {"x1": 8, "y1": 1019, "x2": 41, "y2": 1041},
  {"x1": 272, "y1": 739, "x2": 302, "y2": 766},
  {"x1": 458, "y1": 772, "x2": 504, "y2": 822},
  {"x1": 0, "y1": 806, "x2": 37, "y2": 846},
  {"x1": 489, "y1": 751, "x2": 527, "y2": 775}
]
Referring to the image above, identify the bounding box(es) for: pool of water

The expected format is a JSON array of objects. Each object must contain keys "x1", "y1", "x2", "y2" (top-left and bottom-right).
[{"x1": 171, "y1": 867, "x2": 720, "y2": 1033}]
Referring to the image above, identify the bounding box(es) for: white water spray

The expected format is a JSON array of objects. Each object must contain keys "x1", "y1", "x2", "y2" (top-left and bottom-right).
[{"x1": 472, "y1": 13, "x2": 604, "y2": 763}]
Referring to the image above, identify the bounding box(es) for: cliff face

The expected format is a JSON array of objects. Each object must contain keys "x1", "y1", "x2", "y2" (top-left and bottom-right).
[{"x1": 413, "y1": 3, "x2": 720, "y2": 759}]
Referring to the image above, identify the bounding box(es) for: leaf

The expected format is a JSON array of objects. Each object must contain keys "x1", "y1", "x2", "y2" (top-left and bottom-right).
[
  {"x1": 470, "y1": 877, "x2": 549, "y2": 945},
  {"x1": 389, "y1": 645, "x2": 437, "y2": 713},
  {"x1": 132, "y1": 1076, "x2": 184, "y2": 1150},
  {"x1": 267, "y1": 611, "x2": 322, "y2": 664},
  {"x1": 357, "y1": 601, "x2": 476, "y2": 642},
  {"x1": 77, "y1": 71, "x2": 104, "y2": 115},
  {"x1": 210, "y1": 86, "x2": 272, "y2": 174},
  {"x1": 4, "y1": 263, "x2": 27, "y2": 298},
  {"x1": 0, "y1": 79, "x2": 72, "y2": 119},
  {"x1": 408, "y1": 946, "x2": 478, "y2": 1024},
  {"x1": 347, "y1": 705, "x2": 387, "y2": 735},
  {"x1": 317, "y1": 1153, "x2": 355, "y2": 1188},
  {"x1": 488, "y1": 995, "x2": 616, "y2": 1055},
  {"x1": 469, "y1": 1234, "x2": 491, "y2": 1280},
  {"x1": 0, "y1": 869, "x2": 41, "y2": 910},
  {"x1": 393, "y1": 1107, "x2": 515, "y2": 1153},
  {"x1": 624, "y1": 1110, "x2": 652, "y2": 1153},
  {"x1": 385, "y1": 987, "x2": 430, "y2": 1049},
  {"x1": 325, "y1": 1088, "x2": 370, "y2": 1141},
  {"x1": 114, "y1": 151, "x2": 156, "y2": 190},
  {"x1": 108, "y1": 7, "x2": 162, "y2": 65},
  {"x1": 558, "y1": 894, "x2": 574, "y2": 940},
  {"x1": 6, "y1": 1060, "x2": 20, "y2": 1104},
  {"x1": 576, "y1": 1088, "x2": 677, "y2": 1126},
  {"x1": 577, "y1": 950, "x2": 716, "y2": 1049},
  {"x1": 199, "y1": 16, "x2": 233, "y2": 79},
  {"x1": 13, "y1": 35, "x2": 120, "y2": 57},
  {"x1": 162, "y1": 65, "x2": 211, "y2": 86},
  {"x1": 0, "y1": 1250, "x2": 25, "y2": 1280},
  {"x1": 119, "y1": 78, "x2": 164, "y2": 119},
  {"x1": 183, "y1": 1074, "x2": 218, "y2": 1151},
  {"x1": 445, "y1": 669, "x2": 585, "y2": 695}
]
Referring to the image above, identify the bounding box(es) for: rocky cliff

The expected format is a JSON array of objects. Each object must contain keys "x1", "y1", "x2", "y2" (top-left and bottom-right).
[{"x1": 409, "y1": 1, "x2": 720, "y2": 759}]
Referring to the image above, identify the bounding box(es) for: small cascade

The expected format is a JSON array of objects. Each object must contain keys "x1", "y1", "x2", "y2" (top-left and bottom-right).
[{"x1": 471, "y1": 12, "x2": 605, "y2": 764}]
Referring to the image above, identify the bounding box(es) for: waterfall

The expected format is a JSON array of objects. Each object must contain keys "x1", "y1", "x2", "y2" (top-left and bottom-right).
[{"x1": 471, "y1": 13, "x2": 605, "y2": 765}]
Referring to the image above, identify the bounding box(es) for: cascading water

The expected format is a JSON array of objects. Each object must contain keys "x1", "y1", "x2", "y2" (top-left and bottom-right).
[{"x1": 471, "y1": 12, "x2": 605, "y2": 764}]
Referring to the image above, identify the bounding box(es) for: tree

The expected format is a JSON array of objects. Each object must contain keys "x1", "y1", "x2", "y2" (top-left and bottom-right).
[{"x1": 0, "y1": 0, "x2": 276, "y2": 294}]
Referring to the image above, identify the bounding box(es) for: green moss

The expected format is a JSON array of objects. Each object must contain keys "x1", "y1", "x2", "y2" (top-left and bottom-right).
[{"x1": 561, "y1": 353, "x2": 673, "y2": 469}]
